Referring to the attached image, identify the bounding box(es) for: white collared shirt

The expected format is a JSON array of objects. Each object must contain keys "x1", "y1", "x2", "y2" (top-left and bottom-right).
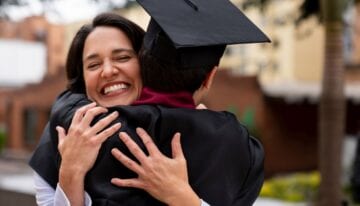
[{"x1": 33, "y1": 172, "x2": 210, "y2": 206}]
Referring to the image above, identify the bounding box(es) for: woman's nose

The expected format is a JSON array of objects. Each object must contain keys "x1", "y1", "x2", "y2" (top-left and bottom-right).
[{"x1": 101, "y1": 60, "x2": 118, "y2": 78}]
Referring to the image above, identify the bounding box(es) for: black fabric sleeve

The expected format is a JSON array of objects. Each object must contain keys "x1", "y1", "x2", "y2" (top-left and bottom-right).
[
  {"x1": 29, "y1": 90, "x2": 91, "y2": 189},
  {"x1": 234, "y1": 135, "x2": 264, "y2": 205},
  {"x1": 28, "y1": 123, "x2": 60, "y2": 188}
]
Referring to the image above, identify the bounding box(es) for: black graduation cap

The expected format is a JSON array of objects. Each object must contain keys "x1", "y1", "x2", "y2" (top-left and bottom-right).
[{"x1": 137, "y1": 0, "x2": 270, "y2": 69}]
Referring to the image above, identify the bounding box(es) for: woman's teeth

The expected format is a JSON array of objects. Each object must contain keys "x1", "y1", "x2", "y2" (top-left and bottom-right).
[{"x1": 104, "y1": 84, "x2": 128, "y2": 95}]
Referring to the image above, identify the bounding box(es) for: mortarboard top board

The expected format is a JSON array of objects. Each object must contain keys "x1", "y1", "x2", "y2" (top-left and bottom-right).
[{"x1": 137, "y1": 0, "x2": 271, "y2": 69}]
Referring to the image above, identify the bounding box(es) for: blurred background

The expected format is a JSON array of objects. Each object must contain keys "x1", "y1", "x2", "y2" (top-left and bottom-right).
[{"x1": 0, "y1": 0, "x2": 359, "y2": 205}]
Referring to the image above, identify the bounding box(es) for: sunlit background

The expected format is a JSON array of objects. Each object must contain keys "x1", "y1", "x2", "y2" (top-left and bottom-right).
[{"x1": 0, "y1": 0, "x2": 359, "y2": 205}]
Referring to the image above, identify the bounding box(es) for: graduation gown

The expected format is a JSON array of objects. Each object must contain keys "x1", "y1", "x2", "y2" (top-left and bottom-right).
[{"x1": 29, "y1": 90, "x2": 264, "y2": 206}]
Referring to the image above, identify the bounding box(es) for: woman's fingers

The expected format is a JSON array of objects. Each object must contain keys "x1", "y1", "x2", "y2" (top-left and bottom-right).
[
  {"x1": 136, "y1": 127, "x2": 160, "y2": 156},
  {"x1": 111, "y1": 178, "x2": 145, "y2": 190},
  {"x1": 56, "y1": 126, "x2": 66, "y2": 144},
  {"x1": 111, "y1": 148, "x2": 144, "y2": 175},
  {"x1": 171, "y1": 133, "x2": 184, "y2": 159},
  {"x1": 81, "y1": 106, "x2": 108, "y2": 126},
  {"x1": 95, "y1": 122, "x2": 121, "y2": 143},
  {"x1": 72, "y1": 102, "x2": 97, "y2": 124},
  {"x1": 90, "y1": 111, "x2": 119, "y2": 134},
  {"x1": 67, "y1": 106, "x2": 111, "y2": 139},
  {"x1": 119, "y1": 132, "x2": 148, "y2": 164},
  {"x1": 71, "y1": 103, "x2": 108, "y2": 132},
  {"x1": 112, "y1": 131, "x2": 191, "y2": 204}
]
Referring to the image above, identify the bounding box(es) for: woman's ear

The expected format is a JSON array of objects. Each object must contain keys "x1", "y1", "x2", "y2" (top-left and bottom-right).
[{"x1": 203, "y1": 66, "x2": 218, "y2": 90}]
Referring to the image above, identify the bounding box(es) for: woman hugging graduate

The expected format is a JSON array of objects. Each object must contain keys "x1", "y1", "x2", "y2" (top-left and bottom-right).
[{"x1": 30, "y1": 0, "x2": 270, "y2": 205}]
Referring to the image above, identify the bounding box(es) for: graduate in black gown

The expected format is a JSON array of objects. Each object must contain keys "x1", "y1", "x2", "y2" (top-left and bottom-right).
[{"x1": 30, "y1": 0, "x2": 270, "y2": 205}]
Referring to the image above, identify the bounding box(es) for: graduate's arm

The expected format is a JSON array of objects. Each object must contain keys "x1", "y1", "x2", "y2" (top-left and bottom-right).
[{"x1": 234, "y1": 136, "x2": 264, "y2": 205}]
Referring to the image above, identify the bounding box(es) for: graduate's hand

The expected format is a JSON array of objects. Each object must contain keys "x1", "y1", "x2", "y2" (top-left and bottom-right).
[
  {"x1": 57, "y1": 102, "x2": 121, "y2": 176},
  {"x1": 111, "y1": 128, "x2": 201, "y2": 206},
  {"x1": 196, "y1": 103, "x2": 207, "y2": 109}
]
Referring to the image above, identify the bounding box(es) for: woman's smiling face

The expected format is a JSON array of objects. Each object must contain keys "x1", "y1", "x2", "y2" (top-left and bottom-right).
[{"x1": 82, "y1": 26, "x2": 142, "y2": 107}]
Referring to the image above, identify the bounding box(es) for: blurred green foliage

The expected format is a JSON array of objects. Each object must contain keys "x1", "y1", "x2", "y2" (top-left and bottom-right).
[
  {"x1": 242, "y1": 0, "x2": 356, "y2": 24},
  {"x1": 0, "y1": 128, "x2": 5, "y2": 151},
  {"x1": 260, "y1": 171, "x2": 360, "y2": 204},
  {"x1": 227, "y1": 105, "x2": 259, "y2": 138},
  {"x1": 240, "y1": 107, "x2": 259, "y2": 138},
  {"x1": 260, "y1": 171, "x2": 320, "y2": 202}
]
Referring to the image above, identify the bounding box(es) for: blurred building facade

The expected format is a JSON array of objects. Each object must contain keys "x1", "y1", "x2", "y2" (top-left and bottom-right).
[
  {"x1": 208, "y1": 0, "x2": 360, "y2": 176},
  {"x1": 0, "y1": 15, "x2": 67, "y2": 152}
]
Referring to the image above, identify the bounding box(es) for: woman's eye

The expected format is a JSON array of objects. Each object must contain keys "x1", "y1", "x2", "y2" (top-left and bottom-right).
[
  {"x1": 114, "y1": 56, "x2": 131, "y2": 62},
  {"x1": 87, "y1": 63, "x2": 100, "y2": 70}
]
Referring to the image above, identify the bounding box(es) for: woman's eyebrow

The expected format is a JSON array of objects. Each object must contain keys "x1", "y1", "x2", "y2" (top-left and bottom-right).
[
  {"x1": 112, "y1": 48, "x2": 136, "y2": 55},
  {"x1": 84, "y1": 53, "x2": 99, "y2": 62},
  {"x1": 84, "y1": 48, "x2": 136, "y2": 62}
]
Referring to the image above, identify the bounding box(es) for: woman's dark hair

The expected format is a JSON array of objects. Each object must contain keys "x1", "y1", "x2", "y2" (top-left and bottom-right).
[
  {"x1": 66, "y1": 12, "x2": 145, "y2": 93},
  {"x1": 139, "y1": 47, "x2": 214, "y2": 93}
]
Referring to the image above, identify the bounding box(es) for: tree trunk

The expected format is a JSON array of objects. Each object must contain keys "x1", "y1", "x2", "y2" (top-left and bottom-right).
[{"x1": 318, "y1": 2, "x2": 346, "y2": 205}]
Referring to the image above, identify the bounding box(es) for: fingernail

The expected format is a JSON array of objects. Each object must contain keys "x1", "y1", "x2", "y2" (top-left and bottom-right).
[
  {"x1": 119, "y1": 132, "x2": 126, "y2": 139},
  {"x1": 136, "y1": 127, "x2": 143, "y2": 133},
  {"x1": 114, "y1": 122, "x2": 121, "y2": 128}
]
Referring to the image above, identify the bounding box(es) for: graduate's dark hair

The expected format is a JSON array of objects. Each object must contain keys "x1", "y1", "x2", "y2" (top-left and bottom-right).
[
  {"x1": 139, "y1": 48, "x2": 216, "y2": 93},
  {"x1": 66, "y1": 12, "x2": 145, "y2": 93}
]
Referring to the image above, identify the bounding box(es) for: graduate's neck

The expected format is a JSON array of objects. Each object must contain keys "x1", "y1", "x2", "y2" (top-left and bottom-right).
[
  {"x1": 193, "y1": 67, "x2": 217, "y2": 105},
  {"x1": 133, "y1": 87, "x2": 195, "y2": 109}
]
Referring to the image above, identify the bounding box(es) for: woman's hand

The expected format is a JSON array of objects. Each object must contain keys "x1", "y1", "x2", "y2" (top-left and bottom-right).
[
  {"x1": 111, "y1": 128, "x2": 201, "y2": 206},
  {"x1": 57, "y1": 102, "x2": 121, "y2": 206},
  {"x1": 57, "y1": 102, "x2": 121, "y2": 174}
]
